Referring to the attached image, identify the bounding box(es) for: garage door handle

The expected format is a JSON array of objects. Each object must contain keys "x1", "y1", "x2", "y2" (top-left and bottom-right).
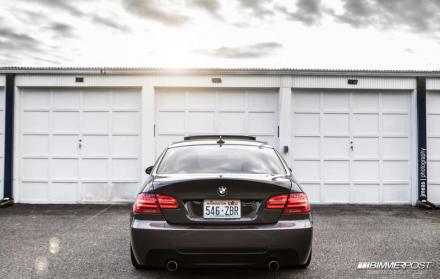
[
  {"x1": 78, "y1": 139, "x2": 82, "y2": 149},
  {"x1": 350, "y1": 141, "x2": 354, "y2": 151}
]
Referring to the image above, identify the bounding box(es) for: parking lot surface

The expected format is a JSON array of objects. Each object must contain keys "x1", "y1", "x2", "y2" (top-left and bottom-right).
[{"x1": 0, "y1": 204, "x2": 439, "y2": 278}]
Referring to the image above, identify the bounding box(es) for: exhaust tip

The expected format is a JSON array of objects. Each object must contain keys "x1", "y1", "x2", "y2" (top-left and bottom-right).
[
  {"x1": 166, "y1": 260, "x2": 178, "y2": 272},
  {"x1": 268, "y1": 259, "x2": 280, "y2": 272}
]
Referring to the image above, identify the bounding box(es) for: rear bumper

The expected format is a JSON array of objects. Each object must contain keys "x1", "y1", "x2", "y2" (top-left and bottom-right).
[{"x1": 130, "y1": 219, "x2": 313, "y2": 268}]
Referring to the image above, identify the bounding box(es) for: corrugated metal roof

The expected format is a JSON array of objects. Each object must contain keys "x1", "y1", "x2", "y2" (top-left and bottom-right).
[{"x1": 1, "y1": 67, "x2": 440, "y2": 77}]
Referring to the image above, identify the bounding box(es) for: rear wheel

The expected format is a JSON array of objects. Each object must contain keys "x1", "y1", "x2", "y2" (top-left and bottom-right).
[
  {"x1": 297, "y1": 250, "x2": 312, "y2": 269},
  {"x1": 130, "y1": 245, "x2": 147, "y2": 269}
]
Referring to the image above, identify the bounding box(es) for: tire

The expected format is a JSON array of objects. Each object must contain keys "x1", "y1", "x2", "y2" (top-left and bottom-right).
[
  {"x1": 297, "y1": 250, "x2": 312, "y2": 269},
  {"x1": 130, "y1": 245, "x2": 147, "y2": 269}
]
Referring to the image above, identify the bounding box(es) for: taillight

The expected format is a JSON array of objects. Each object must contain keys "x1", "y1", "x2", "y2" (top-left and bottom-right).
[
  {"x1": 266, "y1": 195, "x2": 288, "y2": 209},
  {"x1": 133, "y1": 193, "x2": 179, "y2": 214},
  {"x1": 266, "y1": 193, "x2": 310, "y2": 214},
  {"x1": 283, "y1": 193, "x2": 310, "y2": 214}
]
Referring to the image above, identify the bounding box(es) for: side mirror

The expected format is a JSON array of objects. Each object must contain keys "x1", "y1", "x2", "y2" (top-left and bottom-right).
[{"x1": 145, "y1": 166, "x2": 154, "y2": 175}]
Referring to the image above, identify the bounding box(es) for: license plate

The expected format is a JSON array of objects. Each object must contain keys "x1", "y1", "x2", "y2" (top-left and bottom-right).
[{"x1": 203, "y1": 200, "x2": 241, "y2": 219}]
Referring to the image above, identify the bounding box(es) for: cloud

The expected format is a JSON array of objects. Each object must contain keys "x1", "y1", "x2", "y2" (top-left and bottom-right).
[
  {"x1": 26, "y1": 0, "x2": 85, "y2": 16},
  {"x1": 194, "y1": 42, "x2": 282, "y2": 58},
  {"x1": 0, "y1": 28, "x2": 40, "y2": 51},
  {"x1": 122, "y1": 0, "x2": 190, "y2": 26},
  {"x1": 332, "y1": 0, "x2": 440, "y2": 32},
  {"x1": 49, "y1": 23, "x2": 75, "y2": 37},
  {"x1": 188, "y1": 0, "x2": 223, "y2": 20},
  {"x1": 277, "y1": 0, "x2": 322, "y2": 25},
  {"x1": 237, "y1": 0, "x2": 274, "y2": 17},
  {"x1": 92, "y1": 16, "x2": 131, "y2": 32}
]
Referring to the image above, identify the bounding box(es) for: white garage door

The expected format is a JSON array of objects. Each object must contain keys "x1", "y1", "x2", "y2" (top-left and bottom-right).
[
  {"x1": 155, "y1": 88, "x2": 278, "y2": 155},
  {"x1": 0, "y1": 87, "x2": 4, "y2": 199},
  {"x1": 291, "y1": 90, "x2": 412, "y2": 204},
  {"x1": 427, "y1": 91, "x2": 440, "y2": 203},
  {"x1": 19, "y1": 88, "x2": 141, "y2": 203}
]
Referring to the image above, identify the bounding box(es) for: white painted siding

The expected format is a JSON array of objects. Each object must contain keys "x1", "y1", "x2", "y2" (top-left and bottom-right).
[
  {"x1": 291, "y1": 89, "x2": 412, "y2": 204},
  {"x1": 17, "y1": 87, "x2": 142, "y2": 203}
]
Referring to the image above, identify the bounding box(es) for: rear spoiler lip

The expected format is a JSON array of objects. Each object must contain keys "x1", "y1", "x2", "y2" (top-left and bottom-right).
[{"x1": 184, "y1": 135, "x2": 256, "y2": 141}]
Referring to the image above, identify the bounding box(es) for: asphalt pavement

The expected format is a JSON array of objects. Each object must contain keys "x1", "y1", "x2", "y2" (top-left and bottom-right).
[{"x1": 0, "y1": 204, "x2": 439, "y2": 278}]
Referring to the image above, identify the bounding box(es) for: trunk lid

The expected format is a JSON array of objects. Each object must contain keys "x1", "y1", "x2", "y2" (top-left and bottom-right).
[{"x1": 151, "y1": 173, "x2": 292, "y2": 225}]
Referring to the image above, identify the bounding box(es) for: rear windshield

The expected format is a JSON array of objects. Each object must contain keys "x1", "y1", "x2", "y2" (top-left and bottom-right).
[{"x1": 156, "y1": 145, "x2": 286, "y2": 175}]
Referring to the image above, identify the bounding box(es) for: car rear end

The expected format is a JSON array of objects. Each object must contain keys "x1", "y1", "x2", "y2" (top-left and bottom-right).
[{"x1": 130, "y1": 141, "x2": 313, "y2": 270}]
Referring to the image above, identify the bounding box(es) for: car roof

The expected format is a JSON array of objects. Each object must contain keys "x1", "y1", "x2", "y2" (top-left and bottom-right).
[{"x1": 168, "y1": 139, "x2": 273, "y2": 149}]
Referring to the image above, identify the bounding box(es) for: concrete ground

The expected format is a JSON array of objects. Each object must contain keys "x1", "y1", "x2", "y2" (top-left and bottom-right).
[{"x1": 0, "y1": 204, "x2": 439, "y2": 279}]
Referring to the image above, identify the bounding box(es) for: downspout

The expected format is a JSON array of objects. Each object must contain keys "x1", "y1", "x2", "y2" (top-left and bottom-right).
[
  {"x1": 0, "y1": 73, "x2": 14, "y2": 207},
  {"x1": 415, "y1": 76, "x2": 437, "y2": 209}
]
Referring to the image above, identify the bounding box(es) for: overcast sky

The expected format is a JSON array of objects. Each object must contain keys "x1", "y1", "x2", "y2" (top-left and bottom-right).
[{"x1": 1, "y1": 0, "x2": 440, "y2": 69}]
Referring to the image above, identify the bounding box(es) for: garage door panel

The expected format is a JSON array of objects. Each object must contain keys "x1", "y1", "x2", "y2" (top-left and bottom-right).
[
  {"x1": 292, "y1": 91, "x2": 320, "y2": 112},
  {"x1": 157, "y1": 111, "x2": 185, "y2": 134},
  {"x1": 81, "y1": 159, "x2": 108, "y2": 180},
  {"x1": 48, "y1": 183, "x2": 78, "y2": 202},
  {"x1": 187, "y1": 90, "x2": 215, "y2": 110},
  {"x1": 382, "y1": 138, "x2": 409, "y2": 159},
  {"x1": 112, "y1": 159, "x2": 139, "y2": 180},
  {"x1": 353, "y1": 138, "x2": 379, "y2": 159},
  {"x1": 111, "y1": 182, "x2": 139, "y2": 201},
  {"x1": 82, "y1": 135, "x2": 109, "y2": 156},
  {"x1": 353, "y1": 161, "x2": 379, "y2": 182},
  {"x1": 21, "y1": 182, "x2": 47, "y2": 202},
  {"x1": 156, "y1": 89, "x2": 186, "y2": 110},
  {"x1": 427, "y1": 115, "x2": 440, "y2": 135},
  {"x1": 352, "y1": 93, "x2": 379, "y2": 112},
  {"x1": 218, "y1": 112, "x2": 245, "y2": 133},
  {"x1": 428, "y1": 185, "x2": 440, "y2": 203},
  {"x1": 112, "y1": 89, "x2": 140, "y2": 110},
  {"x1": 353, "y1": 184, "x2": 379, "y2": 203},
  {"x1": 217, "y1": 91, "x2": 246, "y2": 111},
  {"x1": 22, "y1": 158, "x2": 48, "y2": 180},
  {"x1": 22, "y1": 89, "x2": 50, "y2": 109},
  {"x1": 382, "y1": 184, "x2": 410, "y2": 203},
  {"x1": 428, "y1": 161, "x2": 440, "y2": 182},
  {"x1": 53, "y1": 89, "x2": 80, "y2": 109},
  {"x1": 112, "y1": 136, "x2": 139, "y2": 157},
  {"x1": 292, "y1": 160, "x2": 320, "y2": 182},
  {"x1": 322, "y1": 114, "x2": 349, "y2": 135},
  {"x1": 323, "y1": 92, "x2": 349, "y2": 111},
  {"x1": 323, "y1": 161, "x2": 350, "y2": 182},
  {"x1": 113, "y1": 112, "x2": 139, "y2": 134},
  {"x1": 382, "y1": 92, "x2": 409, "y2": 112},
  {"x1": 248, "y1": 112, "x2": 275, "y2": 134},
  {"x1": 293, "y1": 113, "x2": 320, "y2": 135},
  {"x1": 383, "y1": 114, "x2": 409, "y2": 136},
  {"x1": 22, "y1": 111, "x2": 49, "y2": 132},
  {"x1": 82, "y1": 89, "x2": 110, "y2": 110},
  {"x1": 352, "y1": 114, "x2": 379, "y2": 135},
  {"x1": 322, "y1": 184, "x2": 350, "y2": 203},
  {"x1": 292, "y1": 137, "x2": 320, "y2": 158},
  {"x1": 82, "y1": 112, "x2": 108, "y2": 133},
  {"x1": 322, "y1": 137, "x2": 350, "y2": 158},
  {"x1": 51, "y1": 159, "x2": 78, "y2": 180},
  {"x1": 428, "y1": 138, "x2": 440, "y2": 159},
  {"x1": 187, "y1": 112, "x2": 215, "y2": 133},
  {"x1": 248, "y1": 91, "x2": 276, "y2": 111},
  {"x1": 22, "y1": 135, "x2": 49, "y2": 156},
  {"x1": 382, "y1": 161, "x2": 409, "y2": 182},
  {"x1": 52, "y1": 135, "x2": 79, "y2": 156},
  {"x1": 52, "y1": 111, "x2": 80, "y2": 133},
  {"x1": 81, "y1": 182, "x2": 107, "y2": 201}
]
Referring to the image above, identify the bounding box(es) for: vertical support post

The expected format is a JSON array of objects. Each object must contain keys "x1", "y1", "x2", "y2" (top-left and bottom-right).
[
  {"x1": 4, "y1": 73, "x2": 15, "y2": 200},
  {"x1": 278, "y1": 87, "x2": 292, "y2": 161},
  {"x1": 416, "y1": 77, "x2": 428, "y2": 202}
]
